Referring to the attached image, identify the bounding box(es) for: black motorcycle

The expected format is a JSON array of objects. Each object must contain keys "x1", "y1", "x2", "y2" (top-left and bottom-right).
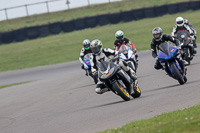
[
  {"x1": 176, "y1": 30, "x2": 194, "y2": 65},
  {"x1": 98, "y1": 60, "x2": 141, "y2": 101}
]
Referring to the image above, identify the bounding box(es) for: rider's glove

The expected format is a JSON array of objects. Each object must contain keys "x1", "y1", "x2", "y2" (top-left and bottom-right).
[{"x1": 176, "y1": 45, "x2": 181, "y2": 50}]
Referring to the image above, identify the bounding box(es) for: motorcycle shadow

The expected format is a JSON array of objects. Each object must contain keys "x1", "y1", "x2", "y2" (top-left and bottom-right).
[
  {"x1": 69, "y1": 83, "x2": 95, "y2": 90},
  {"x1": 144, "y1": 84, "x2": 180, "y2": 93},
  {"x1": 84, "y1": 100, "x2": 126, "y2": 110}
]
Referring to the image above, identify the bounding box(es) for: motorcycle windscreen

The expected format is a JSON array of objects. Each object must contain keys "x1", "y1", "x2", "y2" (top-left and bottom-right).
[
  {"x1": 99, "y1": 61, "x2": 110, "y2": 72},
  {"x1": 159, "y1": 42, "x2": 170, "y2": 55},
  {"x1": 84, "y1": 53, "x2": 92, "y2": 66},
  {"x1": 176, "y1": 30, "x2": 190, "y2": 44},
  {"x1": 158, "y1": 42, "x2": 178, "y2": 60}
]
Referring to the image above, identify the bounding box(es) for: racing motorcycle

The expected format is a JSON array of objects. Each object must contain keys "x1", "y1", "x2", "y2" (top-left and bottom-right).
[
  {"x1": 118, "y1": 45, "x2": 138, "y2": 72},
  {"x1": 176, "y1": 30, "x2": 194, "y2": 65},
  {"x1": 98, "y1": 59, "x2": 141, "y2": 101},
  {"x1": 83, "y1": 53, "x2": 98, "y2": 84},
  {"x1": 158, "y1": 41, "x2": 187, "y2": 85}
]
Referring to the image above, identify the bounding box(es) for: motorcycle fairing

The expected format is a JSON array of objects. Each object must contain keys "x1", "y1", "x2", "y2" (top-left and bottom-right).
[
  {"x1": 84, "y1": 53, "x2": 93, "y2": 69},
  {"x1": 158, "y1": 42, "x2": 178, "y2": 61},
  {"x1": 98, "y1": 61, "x2": 119, "y2": 80}
]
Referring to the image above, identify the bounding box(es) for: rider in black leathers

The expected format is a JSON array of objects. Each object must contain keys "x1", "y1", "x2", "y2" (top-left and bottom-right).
[{"x1": 151, "y1": 27, "x2": 181, "y2": 69}]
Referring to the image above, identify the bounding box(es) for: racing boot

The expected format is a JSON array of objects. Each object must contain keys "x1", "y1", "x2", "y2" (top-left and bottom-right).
[
  {"x1": 95, "y1": 81, "x2": 109, "y2": 94},
  {"x1": 126, "y1": 68, "x2": 137, "y2": 81}
]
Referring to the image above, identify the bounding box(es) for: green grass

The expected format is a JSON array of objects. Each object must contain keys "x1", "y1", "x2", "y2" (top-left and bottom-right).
[
  {"x1": 0, "y1": 81, "x2": 32, "y2": 89},
  {"x1": 98, "y1": 104, "x2": 200, "y2": 133},
  {"x1": 0, "y1": 10, "x2": 199, "y2": 72},
  {"x1": 0, "y1": 0, "x2": 191, "y2": 32}
]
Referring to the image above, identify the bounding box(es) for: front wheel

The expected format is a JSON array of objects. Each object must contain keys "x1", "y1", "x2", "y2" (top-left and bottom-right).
[
  {"x1": 112, "y1": 81, "x2": 131, "y2": 101},
  {"x1": 131, "y1": 87, "x2": 141, "y2": 98},
  {"x1": 170, "y1": 63, "x2": 185, "y2": 85}
]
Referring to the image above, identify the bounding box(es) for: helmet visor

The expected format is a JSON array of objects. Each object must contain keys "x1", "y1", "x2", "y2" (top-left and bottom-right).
[
  {"x1": 116, "y1": 36, "x2": 123, "y2": 40},
  {"x1": 91, "y1": 46, "x2": 100, "y2": 54},
  {"x1": 153, "y1": 33, "x2": 160, "y2": 39},
  {"x1": 84, "y1": 43, "x2": 90, "y2": 48},
  {"x1": 177, "y1": 20, "x2": 183, "y2": 24}
]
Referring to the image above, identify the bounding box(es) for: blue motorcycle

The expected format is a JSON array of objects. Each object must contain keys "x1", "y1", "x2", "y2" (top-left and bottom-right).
[
  {"x1": 158, "y1": 41, "x2": 187, "y2": 85},
  {"x1": 83, "y1": 53, "x2": 98, "y2": 84}
]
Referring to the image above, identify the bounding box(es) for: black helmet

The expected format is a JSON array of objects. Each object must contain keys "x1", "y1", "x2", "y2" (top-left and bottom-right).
[{"x1": 152, "y1": 27, "x2": 163, "y2": 41}]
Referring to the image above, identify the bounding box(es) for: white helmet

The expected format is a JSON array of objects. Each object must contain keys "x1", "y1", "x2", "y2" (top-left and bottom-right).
[
  {"x1": 115, "y1": 30, "x2": 124, "y2": 40},
  {"x1": 176, "y1": 17, "x2": 184, "y2": 27}
]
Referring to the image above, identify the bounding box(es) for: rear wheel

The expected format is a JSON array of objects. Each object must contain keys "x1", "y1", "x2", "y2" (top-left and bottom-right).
[
  {"x1": 170, "y1": 63, "x2": 185, "y2": 85},
  {"x1": 112, "y1": 81, "x2": 131, "y2": 101}
]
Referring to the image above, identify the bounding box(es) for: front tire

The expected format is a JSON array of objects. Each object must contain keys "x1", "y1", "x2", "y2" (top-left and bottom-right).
[
  {"x1": 131, "y1": 87, "x2": 141, "y2": 98},
  {"x1": 170, "y1": 63, "x2": 185, "y2": 85},
  {"x1": 112, "y1": 81, "x2": 131, "y2": 101}
]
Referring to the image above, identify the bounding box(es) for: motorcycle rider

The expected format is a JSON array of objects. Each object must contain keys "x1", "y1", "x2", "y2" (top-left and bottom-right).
[
  {"x1": 184, "y1": 19, "x2": 197, "y2": 53},
  {"x1": 79, "y1": 39, "x2": 93, "y2": 76},
  {"x1": 151, "y1": 27, "x2": 183, "y2": 69},
  {"x1": 171, "y1": 16, "x2": 196, "y2": 54},
  {"x1": 90, "y1": 39, "x2": 138, "y2": 94},
  {"x1": 114, "y1": 30, "x2": 138, "y2": 61}
]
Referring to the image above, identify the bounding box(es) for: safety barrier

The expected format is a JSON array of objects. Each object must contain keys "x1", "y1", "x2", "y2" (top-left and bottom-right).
[{"x1": 0, "y1": 1, "x2": 200, "y2": 44}]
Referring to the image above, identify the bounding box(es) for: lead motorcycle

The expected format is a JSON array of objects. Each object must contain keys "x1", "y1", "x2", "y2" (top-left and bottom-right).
[
  {"x1": 83, "y1": 53, "x2": 98, "y2": 84},
  {"x1": 118, "y1": 45, "x2": 138, "y2": 72},
  {"x1": 158, "y1": 41, "x2": 187, "y2": 85},
  {"x1": 98, "y1": 59, "x2": 141, "y2": 101},
  {"x1": 176, "y1": 30, "x2": 194, "y2": 65}
]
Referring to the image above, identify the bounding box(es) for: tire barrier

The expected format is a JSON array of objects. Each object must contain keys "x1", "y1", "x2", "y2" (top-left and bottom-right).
[
  {"x1": 177, "y1": 2, "x2": 189, "y2": 12},
  {"x1": 62, "y1": 20, "x2": 75, "y2": 32},
  {"x1": 2, "y1": 31, "x2": 14, "y2": 44},
  {"x1": 13, "y1": 28, "x2": 26, "y2": 42},
  {"x1": 108, "y1": 12, "x2": 121, "y2": 24},
  {"x1": 0, "y1": 34, "x2": 3, "y2": 45},
  {"x1": 0, "y1": 1, "x2": 200, "y2": 44},
  {"x1": 121, "y1": 10, "x2": 134, "y2": 22},
  {"x1": 85, "y1": 16, "x2": 98, "y2": 28},
  {"x1": 132, "y1": 9, "x2": 144, "y2": 20},
  {"x1": 190, "y1": 1, "x2": 200, "y2": 10},
  {"x1": 25, "y1": 26, "x2": 39, "y2": 39},
  {"x1": 38, "y1": 25, "x2": 50, "y2": 37},
  {"x1": 49, "y1": 22, "x2": 62, "y2": 34},
  {"x1": 73, "y1": 18, "x2": 86, "y2": 30},
  {"x1": 167, "y1": 3, "x2": 178, "y2": 14},
  {"x1": 144, "y1": 7, "x2": 156, "y2": 18},
  {"x1": 97, "y1": 14, "x2": 110, "y2": 26},
  {"x1": 155, "y1": 5, "x2": 168, "y2": 17}
]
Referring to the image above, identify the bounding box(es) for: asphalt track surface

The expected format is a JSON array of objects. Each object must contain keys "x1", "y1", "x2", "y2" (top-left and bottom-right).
[{"x1": 0, "y1": 47, "x2": 200, "y2": 133}]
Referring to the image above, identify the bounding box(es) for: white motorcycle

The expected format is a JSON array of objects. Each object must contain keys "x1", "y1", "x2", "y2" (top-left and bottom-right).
[{"x1": 118, "y1": 45, "x2": 138, "y2": 72}]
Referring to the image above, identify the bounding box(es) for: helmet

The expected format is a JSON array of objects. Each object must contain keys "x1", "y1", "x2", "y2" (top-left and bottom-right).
[
  {"x1": 115, "y1": 30, "x2": 124, "y2": 40},
  {"x1": 184, "y1": 19, "x2": 189, "y2": 25},
  {"x1": 152, "y1": 27, "x2": 163, "y2": 41},
  {"x1": 90, "y1": 39, "x2": 103, "y2": 55},
  {"x1": 83, "y1": 39, "x2": 90, "y2": 50},
  {"x1": 176, "y1": 17, "x2": 184, "y2": 27}
]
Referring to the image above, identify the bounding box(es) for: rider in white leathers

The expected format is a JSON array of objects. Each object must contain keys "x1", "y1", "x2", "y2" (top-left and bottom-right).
[{"x1": 89, "y1": 39, "x2": 137, "y2": 94}]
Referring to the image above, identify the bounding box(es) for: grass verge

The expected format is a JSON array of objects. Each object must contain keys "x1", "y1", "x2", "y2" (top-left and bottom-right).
[
  {"x1": 0, "y1": 10, "x2": 199, "y2": 72},
  {"x1": 98, "y1": 104, "x2": 200, "y2": 133},
  {"x1": 0, "y1": 0, "x2": 191, "y2": 32}
]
